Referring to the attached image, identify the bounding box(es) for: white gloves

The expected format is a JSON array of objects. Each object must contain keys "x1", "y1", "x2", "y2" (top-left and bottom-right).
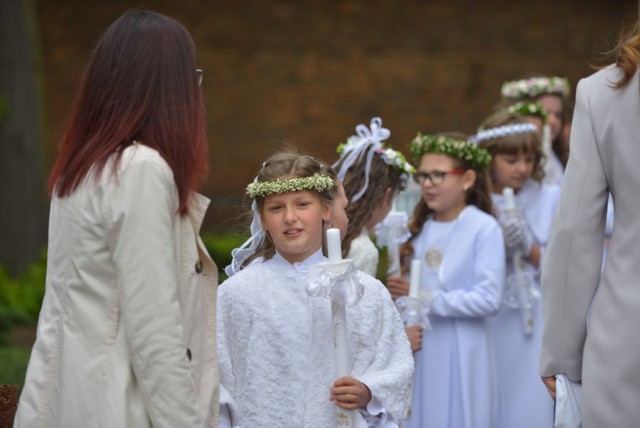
[{"x1": 501, "y1": 215, "x2": 533, "y2": 258}]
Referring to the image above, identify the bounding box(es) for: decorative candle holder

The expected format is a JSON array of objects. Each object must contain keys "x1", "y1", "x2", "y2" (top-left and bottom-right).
[
  {"x1": 502, "y1": 187, "x2": 535, "y2": 335},
  {"x1": 307, "y1": 228, "x2": 365, "y2": 427}
]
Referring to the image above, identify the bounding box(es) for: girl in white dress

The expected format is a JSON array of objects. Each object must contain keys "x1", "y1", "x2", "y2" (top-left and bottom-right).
[
  {"x1": 332, "y1": 117, "x2": 415, "y2": 278},
  {"x1": 218, "y1": 150, "x2": 414, "y2": 428},
  {"x1": 474, "y1": 110, "x2": 560, "y2": 428},
  {"x1": 386, "y1": 134, "x2": 505, "y2": 428}
]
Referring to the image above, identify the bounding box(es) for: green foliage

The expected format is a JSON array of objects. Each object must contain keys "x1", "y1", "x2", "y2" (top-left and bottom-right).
[
  {"x1": 0, "y1": 233, "x2": 246, "y2": 328},
  {"x1": 0, "y1": 347, "x2": 31, "y2": 386},
  {"x1": 0, "y1": 251, "x2": 47, "y2": 324},
  {"x1": 200, "y1": 233, "x2": 248, "y2": 282},
  {"x1": 376, "y1": 245, "x2": 388, "y2": 283}
]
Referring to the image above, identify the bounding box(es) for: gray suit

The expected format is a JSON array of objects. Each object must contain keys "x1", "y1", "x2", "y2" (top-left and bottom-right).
[{"x1": 540, "y1": 65, "x2": 640, "y2": 426}]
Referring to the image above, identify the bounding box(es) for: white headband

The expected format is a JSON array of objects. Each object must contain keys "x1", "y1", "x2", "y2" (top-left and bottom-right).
[{"x1": 471, "y1": 123, "x2": 538, "y2": 144}]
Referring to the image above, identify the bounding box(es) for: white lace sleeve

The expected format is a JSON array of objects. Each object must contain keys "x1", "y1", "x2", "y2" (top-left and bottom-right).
[{"x1": 348, "y1": 230, "x2": 380, "y2": 277}]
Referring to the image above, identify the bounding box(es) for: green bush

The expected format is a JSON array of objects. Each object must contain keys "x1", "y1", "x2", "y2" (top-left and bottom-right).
[
  {"x1": 201, "y1": 233, "x2": 248, "y2": 281},
  {"x1": 0, "y1": 252, "x2": 47, "y2": 320},
  {"x1": 0, "y1": 346, "x2": 31, "y2": 386},
  {"x1": 0, "y1": 233, "x2": 246, "y2": 333}
]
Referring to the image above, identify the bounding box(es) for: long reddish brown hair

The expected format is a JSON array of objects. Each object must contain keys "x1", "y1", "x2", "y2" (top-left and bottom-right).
[
  {"x1": 609, "y1": 19, "x2": 640, "y2": 89},
  {"x1": 48, "y1": 9, "x2": 208, "y2": 214}
]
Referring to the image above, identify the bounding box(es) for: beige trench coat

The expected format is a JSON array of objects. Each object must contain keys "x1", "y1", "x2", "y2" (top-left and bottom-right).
[
  {"x1": 14, "y1": 144, "x2": 219, "y2": 427},
  {"x1": 540, "y1": 65, "x2": 640, "y2": 427}
]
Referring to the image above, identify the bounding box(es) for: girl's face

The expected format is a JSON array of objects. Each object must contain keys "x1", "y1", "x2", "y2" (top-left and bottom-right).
[
  {"x1": 417, "y1": 154, "x2": 475, "y2": 222},
  {"x1": 491, "y1": 150, "x2": 536, "y2": 193},
  {"x1": 538, "y1": 94, "x2": 563, "y2": 141},
  {"x1": 261, "y1": 190, "x2": 330, "y2": 264}
]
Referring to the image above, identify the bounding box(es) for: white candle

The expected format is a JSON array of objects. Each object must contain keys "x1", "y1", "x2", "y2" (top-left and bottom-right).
[
  {"x1": 333, "y1": 304, "x2": 350, "y2": 376},
  {"x1": 542, "y1": 124, "x2": 552, "y2": 156},
  {"x1": 327, "y1": 228, "x2": 342, "y2": 263},
  {"x1": 333, "y1": 302, "x2": 353, "y2": 426},
  {"x1": 409, "y1": 259, "x2": 421, "y2": 298},
  {"x1": 502, "y1": 187, "x2": 516, "y2": 212}
]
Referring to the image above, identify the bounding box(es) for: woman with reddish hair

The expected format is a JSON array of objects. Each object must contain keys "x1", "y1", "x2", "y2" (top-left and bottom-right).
[{"x1": 14, "y1": 9, "x2": 219, "y2": 427}]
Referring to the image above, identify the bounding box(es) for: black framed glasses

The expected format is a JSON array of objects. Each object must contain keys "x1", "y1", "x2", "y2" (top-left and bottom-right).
[
  {"x1": 196, "y1": 69, "x2": 204, "y2": 86},
  {"x1": 414, "y1": 169, "x2": 465, "y2": 185}
]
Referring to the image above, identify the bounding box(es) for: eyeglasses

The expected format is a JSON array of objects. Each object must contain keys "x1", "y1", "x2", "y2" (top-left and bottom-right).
[
  {"x1": 414, "y1": 169, "x2": 465, "y2": 185},
  {"x1": 196, "y1": 69, "x2": 204, "y2": 86}
]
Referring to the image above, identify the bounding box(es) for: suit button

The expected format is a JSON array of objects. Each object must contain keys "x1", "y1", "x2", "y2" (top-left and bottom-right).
[
  {"x1": 195, "y1": 260, "x2": 203, "y2": 274},
  {"x1": 186, "y1": 348, "x2": 192, "y2": 361}
]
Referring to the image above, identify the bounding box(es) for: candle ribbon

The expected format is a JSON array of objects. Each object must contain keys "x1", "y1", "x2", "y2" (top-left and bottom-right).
[
  {"x1": 307, "y1": 262, "x2": 365, "y2": 307},
  {"x1": 395, "y1": 291, "x2": 433, "y2": 331},
  {"x1": 375, "y1": 211, "x2": 411, "y2": 248}
]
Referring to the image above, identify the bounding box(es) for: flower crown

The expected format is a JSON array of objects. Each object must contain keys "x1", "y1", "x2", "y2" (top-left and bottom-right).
[
  {"x1": 501, "y1": 76, "x2": 570, "y2": 100},
  {"x1": 336, "y1": 143, "x2": 416, "y2": 183},
  {"x1": 246, "y1": 173, "x2": 334, "y2": 198},
  {"x1": 409, "y1": 133, "x2": 492, "y2": 169},
  {"x1": 471, "y1": 123, "x2": 538, "y2": 144},
  {"x1": 507, "y1": 101, "x2": 548, "y2": 122},
  {"x1": 377, "y1": 147, "x2": 416, "y2": 177}
]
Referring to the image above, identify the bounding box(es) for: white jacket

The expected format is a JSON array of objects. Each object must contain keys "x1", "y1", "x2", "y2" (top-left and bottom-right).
[{"x1": 14, "y1": 144, "x2": 219, "y2": 427}]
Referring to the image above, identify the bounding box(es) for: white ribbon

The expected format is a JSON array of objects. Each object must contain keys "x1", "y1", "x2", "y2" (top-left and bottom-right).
[
  {"x1": 334, "y1": 117, "x2": 390, "y2": 203},
  {"x1": 375, "y1": 211, "x2": 410, "y2": 249},
  {"x1": 224, "y1": 177, "x2": 265, "y2": 277},
  {"x1": 376, "y1": 210, "x2": 411, "y2": 277},
  {"x1": 395, "y1": 291, "x2": 433, "y2": 331},
  {"x1": 307, "y1": 262, "x2": 365, "y2": 307}
]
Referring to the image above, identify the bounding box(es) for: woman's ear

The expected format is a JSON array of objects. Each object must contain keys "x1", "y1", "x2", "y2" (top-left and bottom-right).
[{"x1": 462, "y1": 169, "x2": 477, "y2": 191}]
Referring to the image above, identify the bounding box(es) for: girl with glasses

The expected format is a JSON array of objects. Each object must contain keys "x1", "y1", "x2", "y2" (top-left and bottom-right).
[{"x1": 387, "y1": 133, "x2": 505, "y2": 428}]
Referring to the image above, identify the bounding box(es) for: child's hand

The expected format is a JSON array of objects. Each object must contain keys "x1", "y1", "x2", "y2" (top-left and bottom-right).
[
  {"x1": 330, "y1": 376, "x2": 372, "y2": 410},
  {"x1": 406, "y1": 325, "x2": 424, "y2": 352},
  {"x1": 501, "y1": 216, "x2": 533, "y2": 257},
  {"x1": 386, "y1": 276, "x2": 410, "y2": 300}
]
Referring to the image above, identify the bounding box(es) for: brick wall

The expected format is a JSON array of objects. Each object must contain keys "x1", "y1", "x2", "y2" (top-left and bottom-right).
[{"x1": 37, "y1": 0, "x2": 636, "y2": 232}]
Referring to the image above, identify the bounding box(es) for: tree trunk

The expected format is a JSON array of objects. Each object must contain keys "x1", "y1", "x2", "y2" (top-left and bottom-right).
[{"x1": 0, "y1": 0, "x2": 48, "y2": 275}]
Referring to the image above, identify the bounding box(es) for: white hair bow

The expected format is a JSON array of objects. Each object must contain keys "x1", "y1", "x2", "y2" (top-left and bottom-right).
[{"x1": 334, "y1": 117, "x2": 390, "y2": 202}]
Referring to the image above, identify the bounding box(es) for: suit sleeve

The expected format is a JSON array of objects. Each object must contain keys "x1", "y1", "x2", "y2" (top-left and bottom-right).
[{"x1": 539, "y1": 78, "x2": 609, "y2": 381}]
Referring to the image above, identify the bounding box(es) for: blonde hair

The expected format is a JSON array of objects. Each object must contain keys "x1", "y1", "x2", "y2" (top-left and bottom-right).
[{"x1": 241, "y1": 150, "x2": 337, "y2": 268}]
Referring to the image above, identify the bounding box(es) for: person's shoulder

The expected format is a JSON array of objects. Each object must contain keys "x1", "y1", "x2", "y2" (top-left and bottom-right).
[
  {"x1": 122, "y1": 143, "x2": 170, "y2": 169},
  {"x1": 219, "y1": 262, "x2": 264, "y2": 292},
  {"x1": 580, "y1": 64, "x2": 625, "y2": 92},
  {"x1": 463, "y1": 205, "x2": 499, "y2": 227}
]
